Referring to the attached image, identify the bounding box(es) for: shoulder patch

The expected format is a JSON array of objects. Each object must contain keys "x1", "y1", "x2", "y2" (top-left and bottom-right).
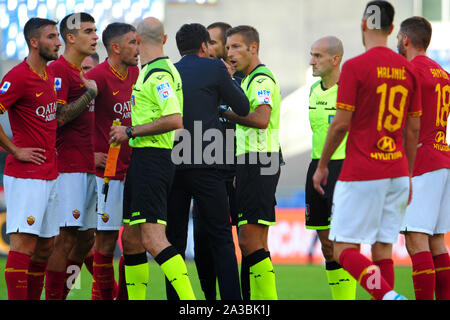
[
  {"x1": 0, "y1": 81, "x2": 11, "y2": 94},
  {"x1": 156, "y1": 82, "x2": 174, "y2": 101},
  {"x1": 257, "y1": 88, "x2": 272, "y2": 105}
]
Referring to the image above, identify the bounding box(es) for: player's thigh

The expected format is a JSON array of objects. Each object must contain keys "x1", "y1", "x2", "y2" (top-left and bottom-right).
[
  {"x1": 4, "y1": 176, "x2": 59, "y2": 238},
  {"x1": 401, "y1": 170, "x2": 445, "y2": 235},
  {"x1": 377, "y1": 176, "x2": 409, "y2": 243},
  {"x1": 96, "y1": 176, "x2": 124, "y2": 231},
  {"x1": 329, "y1": 179, "x2": 389, "y2": 245}
]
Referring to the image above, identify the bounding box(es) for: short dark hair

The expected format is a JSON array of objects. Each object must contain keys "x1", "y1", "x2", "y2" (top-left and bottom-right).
[
  {"x1": 363, "y1": 0, "x2": 395, "y2": 33},
  {"x1": 207, "y1": 22, "x2": 232, "y2": 45},
  {"x1": 24, "y1": 17, "x2": 58, "y2": 48},
  {"x1": 226, "y1": 25, "x2": 260, "y2": 50},
  {"x1": 400, "y1": 16, "x2": 432, "y2": 50},
  {"x1": 102, "y1": 22, "x2": 136, "y2": 53},
  {"x1": 175, "y1": 23, "x2": 210, "y2": 56},
  {"x1": 60, "y1": 12, "x2": 95, "y2": 43}
]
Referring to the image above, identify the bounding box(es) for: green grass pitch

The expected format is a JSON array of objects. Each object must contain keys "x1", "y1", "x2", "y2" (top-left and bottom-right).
[{"x1": 0, "y1": 257, "x2": 415, "y2": 300}]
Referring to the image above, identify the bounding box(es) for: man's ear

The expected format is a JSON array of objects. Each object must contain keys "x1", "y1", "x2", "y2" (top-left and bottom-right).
[
  {"x1": 387, "y1": 24, "x2": 394, "y2": 36},
  {"x1": 403, "y1": 34, "x2": 410, "y2": 48},
  {"x1": 29, "y1": 37, "x2": 39, "y2": 50},
  {"x1": 201, "y1": 41, "x2": 208, "y2": 54},
  {"x1": 66, "y1": 32, "x2": 76, "y2": 45},
  {"x1": 361, "y1": 18, "x2": 368, "y2": 32},
  {"x1": 110, "y1": 42, "x2": 121, "y2": 55},
  {"x1": 163, "y1": 34, "x2": 168, "y2": 45},
  {"x1": 250, "y1": 41, "x2": 258, "y2": 55}
]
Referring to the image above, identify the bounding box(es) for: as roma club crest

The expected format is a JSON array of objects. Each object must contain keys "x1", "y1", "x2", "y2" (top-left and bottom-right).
[
  {"x1": 27, "y1": 216, "x2": 35, "y2": 226},
  {"x1": 101, "y1": 213, "x2": 110, "y2": 223},
  {"x1": 72, "y1": 209, "x2": 81, "y2": 219}
]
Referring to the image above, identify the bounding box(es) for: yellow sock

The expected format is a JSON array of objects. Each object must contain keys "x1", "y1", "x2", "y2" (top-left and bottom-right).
[{"x1": 326, "y1": 263, "x2": 356, "y2": 300}]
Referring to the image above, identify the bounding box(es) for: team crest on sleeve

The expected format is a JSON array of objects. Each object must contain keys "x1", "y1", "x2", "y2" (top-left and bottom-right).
[
  {"x1": 257, "y1": 89, "x2": 272, "y2": 105},
  {"x1": 0, "y1": 81, "x2": 11, "y2": 94},
  {"x1": 156, "y1": 82, "x2": 174, "y2": 101},
  {"x1": 54, "y1": 78, "x2": 62, "y2": 91}
]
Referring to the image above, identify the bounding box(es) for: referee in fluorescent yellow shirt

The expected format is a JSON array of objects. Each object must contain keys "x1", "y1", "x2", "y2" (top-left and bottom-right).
[{"x1": 306, "y1": 36, "x2": 356, "y2": 300}]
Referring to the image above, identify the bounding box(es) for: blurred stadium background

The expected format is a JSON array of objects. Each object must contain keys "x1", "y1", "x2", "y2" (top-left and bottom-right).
[{"x1": 0, "y1": 0, "x2": 449, "y2": 295}]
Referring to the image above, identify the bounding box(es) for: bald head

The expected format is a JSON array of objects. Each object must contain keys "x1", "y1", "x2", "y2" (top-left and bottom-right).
[
  {"x1": 310, "y1": 36, "x2": 344, "y2": 80},
  {"x1": 313, "y1": 36, "x2": 344, "y2": 58},
  {"x1": 136, "y1": 17, "x2": 165, "y2": 44}
]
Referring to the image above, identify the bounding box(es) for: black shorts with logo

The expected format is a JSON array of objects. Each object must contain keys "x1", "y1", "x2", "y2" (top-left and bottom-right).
[
  {"x1": 235, "y1": 153, "x2": 281, "y2": 227},
  {"x1": 123, "y1": 147, "x2": 175, "y2": 226},
  {"x1": 305, "y1": 159, "x2": 343, "y2": 230}
]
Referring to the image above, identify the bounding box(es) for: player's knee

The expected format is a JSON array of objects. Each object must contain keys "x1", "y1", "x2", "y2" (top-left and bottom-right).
[
  {"x1": 96, "y1": 231, "x2": 119, "y2": 255},
  {"x1": 429, "y1": 234, "x2": 447, "y2": 256},
  {"x1": 405, "y1": 232, "x2": 429, "y2": 256},
  {"x1": 33, "y1": 238, "x2": 55, "y2": 262},
  {"x1": 55, "y1": 230, "x2": 78, "y2": 255}
]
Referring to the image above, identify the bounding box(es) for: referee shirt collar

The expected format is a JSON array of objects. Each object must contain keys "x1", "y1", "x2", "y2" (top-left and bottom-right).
[{"x1": 141, "y1": 56, "x2": 169, "y2": 69}]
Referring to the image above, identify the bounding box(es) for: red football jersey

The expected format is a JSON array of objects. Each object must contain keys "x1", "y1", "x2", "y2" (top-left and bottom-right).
[
  {"x1": 85, "y1": 60, "x2": 139, "y2": 180},
  {"x1": 336, "y1": 46, "x2": 422, "y2": 181},
  {"x1": 49, "y1": 55, "x2": 95, "y2": 173},
  {"x1": 0, "y1": 60, "x2": 58, "y2": 180},
  {"x1": 410, "y1": 55, "x2": 450, "y2": 177}
]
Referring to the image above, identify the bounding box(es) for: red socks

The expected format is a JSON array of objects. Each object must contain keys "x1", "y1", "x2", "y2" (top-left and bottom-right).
[
  {"x1": 45, "y1": 269, "x2": 66, "y2": 300},
  {"x1": 433, "y1": 253, "x2": 450, "y2": 300},
  {"x1": 374, "y1": 258, "x2": 394, "y2": 288},
  {"x1": 27, "y1": 260, "x2": 47, "y2": 300},
  {"x1": 339, "y1": 248, "x2": 392, "y2": 300},
  {"x1": 5, "y1": 251, "x2": 30, "y2": 300},
  {"x1": 411, "y1": 251, "x2": 435, "y2": 300},
  {"x1": 93, "y1": 251, "x2": 116, "y2": 300}
]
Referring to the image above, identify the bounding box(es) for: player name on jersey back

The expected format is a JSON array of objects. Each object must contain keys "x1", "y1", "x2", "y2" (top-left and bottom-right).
[{"x1": 336, "y1": 46, "x2": 422, "y2": 181}]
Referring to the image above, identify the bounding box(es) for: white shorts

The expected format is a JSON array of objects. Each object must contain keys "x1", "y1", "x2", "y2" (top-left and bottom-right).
[
  {"x1": 329, "y1": 177, "x2": 409, "y2": 245},
  {"x1": 4, "y1": 175, "x2": 59, "y2": 238},
  {"x1": 95, "y1": 176, "x2": 124, "y2": 231},
  {"x1": 401, "y1": 168, "x2": 450, "y2": 235},
  {"x1": 57, "y1": 172, "x2": 97, "y2": 230}
]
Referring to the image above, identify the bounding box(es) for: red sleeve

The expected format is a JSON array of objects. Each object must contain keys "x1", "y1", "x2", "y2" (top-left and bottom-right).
[
  {"x1": 49, "y1": 63, "x2": 70, "y2": 105},
  {"x1": 0, "y1": 69, "x2": 25, "y2": 114},
  {"x1": 407, "y1": 67, "x2": 422, "y2": 118},
  {"x1": 336, "y1": 60, "x2": 358, "y2": 112}
]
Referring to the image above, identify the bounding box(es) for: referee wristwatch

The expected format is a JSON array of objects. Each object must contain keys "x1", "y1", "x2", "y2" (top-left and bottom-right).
[{"x1": 126, "y1": 126, "x2": 135, "y2": 139}]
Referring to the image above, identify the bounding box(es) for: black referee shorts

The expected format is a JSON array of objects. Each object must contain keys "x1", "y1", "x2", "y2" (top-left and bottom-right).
[
  {"x1": 305, "y1": 159, "x2": 343, "y2": 230},
  {"x1": 123, "y1": 147, "x2": 175, "y2": 226},
  {"x1": 236, "y1": 152, "x2": 281, "y2": 227}
]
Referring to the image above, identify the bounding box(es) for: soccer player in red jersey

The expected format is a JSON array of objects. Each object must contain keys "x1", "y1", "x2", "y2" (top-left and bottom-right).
[
  {"x1": 70, "y1": 52, "x2": 99, "y2": 299},
  {"x1": 397, "y1": 16, "x2": 450, "y2": 300},
  {"x1": 45, "y1": 12, "x2": 99, "y2": 300},
  {"x1": 313, "y1": 1, "x2": 422, "y2": 300},
  {"x1": 0, "y1": 18, "x2": 61, "y2": 300},
  {"x1": 86, "y1": 22, "x2": 139, "y2": 300}
]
